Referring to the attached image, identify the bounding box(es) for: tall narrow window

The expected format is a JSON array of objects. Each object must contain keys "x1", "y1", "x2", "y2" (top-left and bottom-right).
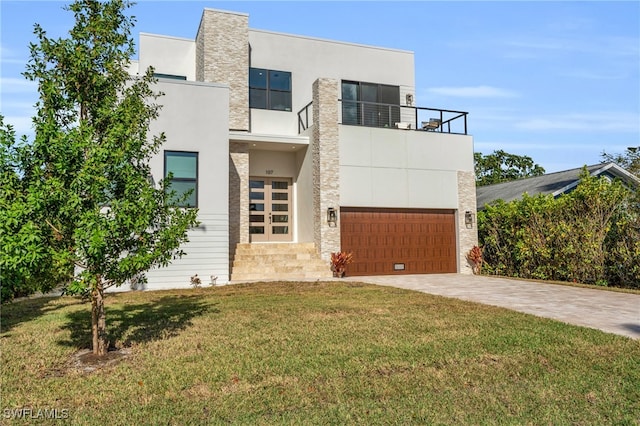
[
  {"x1": 249, "y1": 68, "x2": 292, "y2": 111},
  {"x1": 341, "y1": 82, "x2": 360, "y2": 126},
  {"x1": 164, "y1": 151, "x2": 198, "y2": 207}
]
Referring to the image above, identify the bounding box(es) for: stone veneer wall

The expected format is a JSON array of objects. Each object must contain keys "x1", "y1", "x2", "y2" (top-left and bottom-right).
[
  {"x1": 229, "y1": 142, "x2": 249, "y2": 258},
  {"x1": 457, "y1": 170, "x2": 479, "y2": 274},
  {"x1": 311, "y1": 79, "x2": 341, "y2": 260},
  {"x1": 196, "y1": 9, "x2": 249, "y2": 131}
]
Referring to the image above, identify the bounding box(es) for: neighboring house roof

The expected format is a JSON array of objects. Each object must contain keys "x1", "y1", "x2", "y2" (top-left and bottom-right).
[{"x1": 476, "y1": 162, "x2": 640, "y2": 209}]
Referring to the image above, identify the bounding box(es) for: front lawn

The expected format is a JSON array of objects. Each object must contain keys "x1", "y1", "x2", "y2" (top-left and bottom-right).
[{"x1": 2, "y1": 281, "x2": 638, "y2": 424}]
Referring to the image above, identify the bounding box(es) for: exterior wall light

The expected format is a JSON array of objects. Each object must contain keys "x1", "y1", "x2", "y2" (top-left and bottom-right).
[
  {"x1": 327, "y1": 207, "x2": 338, "y2": 227},
  {"x1": 405, "y1": 93, "x2": 414, "y2": 106},
  {"x1": 465, "y1": 211, "x2": 475, "y2": 229}
]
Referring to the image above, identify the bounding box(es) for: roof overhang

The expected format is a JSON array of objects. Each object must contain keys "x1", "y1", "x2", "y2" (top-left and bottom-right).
[
  {"x1": 551, "y1": 163, "x2": 640, "y2": 197},
  {"x1": 229, "y1": 131, "x2": 309, "y2": 152}
]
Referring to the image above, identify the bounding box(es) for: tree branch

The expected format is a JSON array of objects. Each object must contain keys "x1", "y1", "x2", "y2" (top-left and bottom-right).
[
  {"x1": 73, "y1": 260, "x2": 88, "y2": 270},
  {"x1": 45, "y1": 218, "x2": 64, "y2": 236}
]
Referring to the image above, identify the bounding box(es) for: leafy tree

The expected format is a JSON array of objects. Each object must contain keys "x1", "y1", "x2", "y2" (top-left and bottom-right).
[
  {"x1": 1, "y1": 118, "x2": 71, "y2": 301},
  {"x1": 474, "y1": 150, "x2": 545, "y2": 186},
  {"x1": 3, "y1": 0, "x2": 198, "y2": 355}
]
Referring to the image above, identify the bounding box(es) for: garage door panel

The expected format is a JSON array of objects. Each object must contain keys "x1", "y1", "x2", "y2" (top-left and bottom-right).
[{"x1": 340, "y1": 207, "x2": 457, "y2": 276}]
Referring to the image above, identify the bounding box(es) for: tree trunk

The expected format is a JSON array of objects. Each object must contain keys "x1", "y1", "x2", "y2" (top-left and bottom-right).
[{"x1": 91, "y1": 278, "x2": 108, "y2": 356}]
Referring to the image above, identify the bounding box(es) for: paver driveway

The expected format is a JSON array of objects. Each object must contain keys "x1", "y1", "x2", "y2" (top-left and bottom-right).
[{"x1": 345, "y1": 274, "x2": 640, "y2": 339}]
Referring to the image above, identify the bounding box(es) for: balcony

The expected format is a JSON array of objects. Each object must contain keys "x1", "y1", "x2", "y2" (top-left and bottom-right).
[{"x1": 298, "y1": 100, "x2": 468, "y2": 135}]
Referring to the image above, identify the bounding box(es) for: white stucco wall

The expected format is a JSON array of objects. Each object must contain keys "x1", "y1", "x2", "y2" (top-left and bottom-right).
[
  {"x1": 248, "y1": 29, "x2": 416, "y2": 136},
  {"x1": 144, "y1": 79, "x2": 230, "y2": 289},
  {"x1": 339, "y1": 125, "x2": 474, "y2": 209},
  {"x1": 138, "y1": 33, "x2": 196, "y2": 81}
]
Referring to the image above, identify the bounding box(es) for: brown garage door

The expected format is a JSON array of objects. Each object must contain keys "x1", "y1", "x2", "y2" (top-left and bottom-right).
[{"x1": 340, "y1": 207, "x2": 457, "y2": 276}]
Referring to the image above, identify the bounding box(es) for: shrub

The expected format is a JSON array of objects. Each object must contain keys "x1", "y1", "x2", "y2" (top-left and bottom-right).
[
  {"x1": 478, "y1": 169, "x2": 636, "y2": 288},
  {"x1": 330, "y1": 252, "x2": 353, "y2": 278}
]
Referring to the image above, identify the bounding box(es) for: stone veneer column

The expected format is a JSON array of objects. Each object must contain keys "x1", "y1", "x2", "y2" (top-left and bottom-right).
[
  {"x1": 457, "y1": 170, "x2": 479, "y2": 274},
  {"x1": 312, "y1": 79, "x2": 341, "y2": 260},
  {"x1": 229, "y1": 142, "x2": 249, "y2": 256},
  {"x1": 196, "y1": 9, "x2": 249, "y2": 131}
]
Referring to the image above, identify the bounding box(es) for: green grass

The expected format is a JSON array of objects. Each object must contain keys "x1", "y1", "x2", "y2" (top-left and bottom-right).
[{"x1": 2, "y1": 281, "x2": 639, "y2": 425}]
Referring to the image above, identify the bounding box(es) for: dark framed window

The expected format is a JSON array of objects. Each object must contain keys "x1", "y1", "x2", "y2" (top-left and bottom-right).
[
  {"x1": 164, "y1": 151, "x2": 198, "y2": 207},
  {"x1": 250, "y1": 68, "x2": 292, "y2": 111},
  {"x1": 341, "y1": 81, "x2": 400, "y2": 128}
]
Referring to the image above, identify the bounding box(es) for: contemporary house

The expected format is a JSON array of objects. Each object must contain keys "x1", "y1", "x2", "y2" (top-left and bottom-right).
[
  {"x1": 476, "y1": 162, "x2": 640, "y2": 209},
  {"x1": 128, "y1": 8, "x2": 478, "y2": 289}
]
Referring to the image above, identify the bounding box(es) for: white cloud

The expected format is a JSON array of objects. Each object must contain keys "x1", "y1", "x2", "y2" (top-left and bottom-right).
[
  {"x1": 1, "y1": 57, "x2": 28, "y2": 65},
  {"x1": 514, "y1": 112, "x2": 640, "y2": 132},
  {"x1": 474, "y1": 140, "x2": 594, "y2": 152},
  {"x1": 558, "y1": 69, "x2": 629, "y2": 80},
  {"x1": 1, "y1": 100, "x2": 37, "y2": 111},
  {"x1": 0, "y1": 43, "x2": 29, "y2": 65},
  {"x1": 503, "y1": 35, "x2": 639, "y2": 59},
  {"x1": 1, "y1": 77, "x2": 37, "y2": 94},
  {"x1": 427, "y1": 85, "x2": 519, "y2": 98}
]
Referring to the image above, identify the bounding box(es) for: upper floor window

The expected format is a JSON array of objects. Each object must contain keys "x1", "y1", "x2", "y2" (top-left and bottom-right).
[
  {"x1": 164, "y1": 151, "x2": 198, "y2": 207},
  {"x1": 250, "y1": 68, "x2": 292, "y2": 111},
  {"x1": 341, "y1": 81, "x2": 400, "y2": 128}
]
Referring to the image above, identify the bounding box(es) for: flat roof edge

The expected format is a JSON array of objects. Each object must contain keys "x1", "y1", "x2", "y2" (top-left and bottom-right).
[
  {"x1": 249, "y1": 28, "x2": 414, "y2": 55},
  {"x1": 139, "y1": 32, "x2": 195, "y2": 43},
  {"x1": 203, "y1": 7, "x2": 249, "y2": 18}
]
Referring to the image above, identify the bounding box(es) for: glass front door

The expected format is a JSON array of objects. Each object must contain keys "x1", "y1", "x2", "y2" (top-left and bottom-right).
[{"x1": 249, "y1": 177, "x2": 292, "y2": 242}]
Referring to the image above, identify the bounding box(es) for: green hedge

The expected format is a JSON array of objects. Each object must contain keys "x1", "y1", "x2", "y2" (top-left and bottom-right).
[{"x1": 478, "y1": 169, "x2": 639, "y2": 289}]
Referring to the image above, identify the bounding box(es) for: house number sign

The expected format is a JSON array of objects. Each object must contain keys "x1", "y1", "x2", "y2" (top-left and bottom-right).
[{"x1": 265, "y1": 169, "x2": 274, "y2": 175}]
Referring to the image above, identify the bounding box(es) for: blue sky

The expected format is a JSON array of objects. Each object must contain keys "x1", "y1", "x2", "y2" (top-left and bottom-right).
[{"x1": 1, "y1": 1, "x2": 639, "y2": 173}]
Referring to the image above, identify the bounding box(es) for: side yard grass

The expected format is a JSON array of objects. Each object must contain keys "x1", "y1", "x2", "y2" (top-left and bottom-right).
[{"x1": 1, "y1": 281, "x2": 639, "y2": 425}]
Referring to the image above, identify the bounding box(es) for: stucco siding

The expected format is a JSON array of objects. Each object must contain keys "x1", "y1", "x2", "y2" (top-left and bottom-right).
[
  {"x1": 146, "y1": 79, "x2": 231, "y2": 287},
  {"x1": 248, "y1": 29, "x2": 415, "y2": 136},
  {"x1": 138, "y1": 33, "x2": 196, "y2": 80},
  {"x1": 339, "y1": 125, "x2": 473, "y2": 209},
  {"x1": 249, "y1": 150, "x2": 297, "y2": 177}
]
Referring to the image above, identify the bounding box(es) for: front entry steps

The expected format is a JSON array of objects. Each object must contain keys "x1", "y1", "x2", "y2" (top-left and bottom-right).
[{"x1": 231, "y1": 243, "x2": 333, "y2": 281}]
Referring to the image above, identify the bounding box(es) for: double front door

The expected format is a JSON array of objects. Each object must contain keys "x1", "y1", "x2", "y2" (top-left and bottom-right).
[{"x1": 249, "y1": 177, "x2": 292, "y2": 242}]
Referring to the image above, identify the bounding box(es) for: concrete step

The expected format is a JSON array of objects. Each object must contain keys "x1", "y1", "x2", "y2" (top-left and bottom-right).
[
  {"x1": 231, "y1": 242, "x2": 333, "y2": 281},
  {"x1": 231, "y1": 253, "x2": 320, "y2": 264},
  {"x1": 232, "y1": 260, "x2": 329, "y2": 270},
  {"x1": 231, "y1": 262, "x2": 330, "y2": 273},
  {"x1": 231, "y1": 271, "x2": 333, "y2": 281},
  {"x1": 234, "y1": 242, "x2": 318, "y2": 255}
]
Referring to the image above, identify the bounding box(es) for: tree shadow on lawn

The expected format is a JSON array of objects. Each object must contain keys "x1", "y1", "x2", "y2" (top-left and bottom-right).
[
  {"x1": 0, "y1": 295, "x2": 84, "y2": 335},
  {"x1": 621, "y1": 323, "x2": 640, "y2": 338},
  {"x1": 58, "y1": 294, "x2": 218, "y2": 350}
]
